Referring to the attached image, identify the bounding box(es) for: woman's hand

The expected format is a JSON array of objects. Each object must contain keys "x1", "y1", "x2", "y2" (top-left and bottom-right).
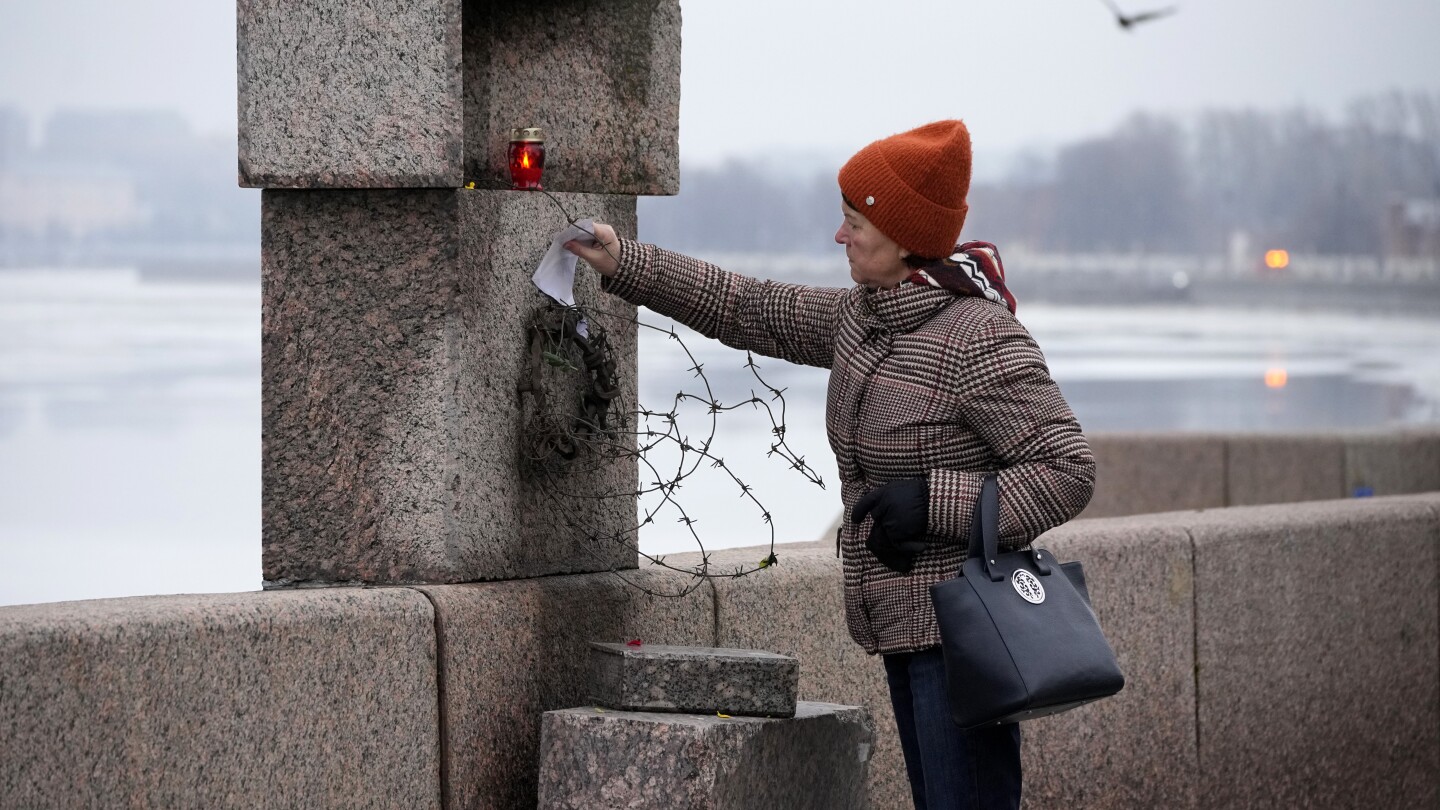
[{"x1": 564, "y1": 221, "x2": 620, "y2": 278}]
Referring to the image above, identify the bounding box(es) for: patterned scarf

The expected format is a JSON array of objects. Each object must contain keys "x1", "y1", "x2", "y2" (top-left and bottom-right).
[{"x1": 905, "y1": 241, "x2": 1017, "y2": 315}]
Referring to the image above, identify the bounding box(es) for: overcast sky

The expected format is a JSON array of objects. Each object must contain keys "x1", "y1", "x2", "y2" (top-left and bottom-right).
[{"x1": 1, "y1": 0, "x2": 1437, "y2": 167}]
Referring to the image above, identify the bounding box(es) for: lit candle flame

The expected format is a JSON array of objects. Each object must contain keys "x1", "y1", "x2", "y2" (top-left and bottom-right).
[
  {"x1": 1264, "y1": 368, "x2": 1288, "y2": 389},
  {"x1": 1264, "y1": 250, "x2": 1290, "y2": 270},
  {"x1": 521, "y1": 151, "x2": 531, "y2": 169}
]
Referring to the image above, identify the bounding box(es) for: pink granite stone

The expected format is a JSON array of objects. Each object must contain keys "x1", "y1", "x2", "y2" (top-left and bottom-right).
[
  {"x1": 0, "y1": 588, "x2": 440, "y2": 809},
  {"x1": 238, "y1": 0, "x2": 464, "y2": 188},
  {"x1": 261, "y1": 188, "x2": 638, "y2": 585},
  {"x1": 537, "y1": 701, "x2": 873, "y2": 809}
]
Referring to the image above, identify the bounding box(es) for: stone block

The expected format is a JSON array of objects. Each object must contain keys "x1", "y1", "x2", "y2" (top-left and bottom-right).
[
  {"x1": 1082, "y1": 433, "x2": 1227, "y2": 518},
  {"x1": 536, "y1": 702, "x2": 873, "y2": 809},
  {"x1": 1225, "y1": 433, "x2": 1346, "y2": 506},
  {"x1": 262, "y1": 188, "x2": 638, "y2": 585},
  {"x1": 238, "y1": 0, "x2": 464, "y2": 188},
  {"x1": 1023, "y1": 515, "x2": 1199, "y2": 809},
  {"x1": 1345, "y1": 428, "x2": 1440, "y2": 497},
  {"x1": 463, "y1": 0, "x2": 681, "y2": 195},
  {"x1": 0, "y1": 589, "x2": 439, "y2": 809},
  {"x1": 415, "y1": 567, "x2": 714, "y2": 810},
  {"x1": 690, "y1": 543, "x2": 908, "y2": 809},
  {"x1": 1190, "y1": 498, "x2": 1439, "y2": 809},
  {"x1": 588, "y1": 642, "x2": 799, "y2": 717}
]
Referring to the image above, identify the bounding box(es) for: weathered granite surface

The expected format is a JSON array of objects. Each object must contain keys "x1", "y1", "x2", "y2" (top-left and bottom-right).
[
  {"x1": 1082, "y1": 433, "x2": 1227, "y2": 518},
  {"x1": 1225, "y1": 434, "x2": 1345, "y2": 505},
  {"x1": 689, "y1": 543, "x2": 906, "y2": 809},
  {"x1": 588, "y1": 642, "x2": 799, "y2": 717},
  {"x1": 1190, "y1": 498, "x2": 1439, "y2": 809},
  {"x1": 537, "y1": 701, "x2": 873, "y2": 809},
  {"x1": 415, "y1": 568, "x2": 714, "y2": 810},
  {"x1": 463, "y1": 0, "x2": 681, "y2": 194},
  {"x1": 1026, "y1": 515, "x2": 1199, "y2": 810},
  {"x1": 238, "y1": 0, "x2": 463, "y2": 188},
  {"x1": 262, "y1": 188, "x2": 637, "y2": 585},
  {"x1": 1345, "y1": 428, "x2": 1440, "y2": 496},
  {"x1": 0, "y1": 588, "x2": 440, "y2": 809}
]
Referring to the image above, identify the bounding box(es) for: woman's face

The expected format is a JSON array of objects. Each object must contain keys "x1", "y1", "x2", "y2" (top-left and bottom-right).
[{"x1": 835, "y1": 201, "x2": 911, "y2": 289}]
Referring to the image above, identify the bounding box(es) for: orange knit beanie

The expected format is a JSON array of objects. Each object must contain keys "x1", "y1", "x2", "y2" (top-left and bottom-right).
[{"x1": 837, "y1": 120, "x2": 972, "y2": 259}]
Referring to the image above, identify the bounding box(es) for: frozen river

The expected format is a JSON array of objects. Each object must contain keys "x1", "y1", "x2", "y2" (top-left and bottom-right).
[{"x1": 2, "y1": 267, "x2": 1437, "y2": 605}]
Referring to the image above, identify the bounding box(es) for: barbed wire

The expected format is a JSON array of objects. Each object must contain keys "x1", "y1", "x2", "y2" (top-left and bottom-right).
[
  {"x1": 518, "y1": 299, "x2": 827, "y2": 598},
  {"x1": 494, "y1": 187, "x2": 831, "y2": 597}
]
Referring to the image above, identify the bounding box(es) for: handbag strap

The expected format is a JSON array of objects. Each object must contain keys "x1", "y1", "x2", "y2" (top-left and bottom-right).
[
  {"x1": 965, "y1": 473, "x2": 1055, "y2": 580},
  {"x1": 967, "y1": 474, "x2": 1004, "y2": 582}
]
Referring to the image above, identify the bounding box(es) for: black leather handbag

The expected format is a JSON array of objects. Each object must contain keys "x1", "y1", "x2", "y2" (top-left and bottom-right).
[{"x1": 929, "y1": 474, "x2": 1125, "y2": 730}]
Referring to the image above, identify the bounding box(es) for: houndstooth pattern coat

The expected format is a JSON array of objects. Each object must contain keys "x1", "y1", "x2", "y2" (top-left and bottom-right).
[{"x1": 603, "y1": 240, "x2": 1096, "y2": 655}]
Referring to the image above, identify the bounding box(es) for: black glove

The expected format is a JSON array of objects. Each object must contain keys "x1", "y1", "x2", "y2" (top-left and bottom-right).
[{"x1": 850, "y1": 478, "x2": 930, "y2": 573}]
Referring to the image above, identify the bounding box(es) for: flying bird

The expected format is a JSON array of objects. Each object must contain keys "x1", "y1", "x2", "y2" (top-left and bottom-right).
[{"x1": 1096, "y1": 0, "x2": 1178, "y2": 30}]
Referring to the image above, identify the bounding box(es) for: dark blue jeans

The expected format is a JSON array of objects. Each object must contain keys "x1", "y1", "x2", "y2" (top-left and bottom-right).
[{"x1": 883, "y1": 647, "x2": 1022, "y2": 810}]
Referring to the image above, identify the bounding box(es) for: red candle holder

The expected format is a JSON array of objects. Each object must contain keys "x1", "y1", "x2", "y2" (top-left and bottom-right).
[{"x1": 508, "y1": 127, "x2": 546, "y2": 190}]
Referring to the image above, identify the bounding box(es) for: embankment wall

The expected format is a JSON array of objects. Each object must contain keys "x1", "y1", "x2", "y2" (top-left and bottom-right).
[{"x1": 2, "y1": 436, "x2": 1438, "y2": 808}]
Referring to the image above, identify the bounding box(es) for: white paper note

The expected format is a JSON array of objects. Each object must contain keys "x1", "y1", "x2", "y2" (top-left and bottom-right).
[{"x1": 532, "y1": 218, "x2": 595, "y2": 337}]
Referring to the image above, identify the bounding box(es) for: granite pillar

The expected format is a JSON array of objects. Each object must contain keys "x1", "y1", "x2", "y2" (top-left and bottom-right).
[{"x1": 262, "y1": 188, "x2": 639, "y2": 585}]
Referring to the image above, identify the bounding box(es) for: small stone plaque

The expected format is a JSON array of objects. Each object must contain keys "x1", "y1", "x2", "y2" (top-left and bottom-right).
[{"x1": 588, "y1": 642, "x2": 799, "y2": 718}]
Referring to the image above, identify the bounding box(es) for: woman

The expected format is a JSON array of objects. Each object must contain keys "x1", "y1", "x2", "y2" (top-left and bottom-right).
[{"x1": 566, "y1": 120, "x2": 1095, "y2": 810}]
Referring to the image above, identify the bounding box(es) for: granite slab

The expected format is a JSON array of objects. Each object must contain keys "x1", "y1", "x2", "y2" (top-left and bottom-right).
[
  {"x1": 463, "y1": 0, "x2": 681, "y2": 194},
  {"x1": 1190, "y1": 497, "x2": 1439, "y2": 809},
  {"x1": 238, "y1": 0, "x2": 464, "y2": 188},
  {"x1": 537, "y1": 701, "x2": 873, "y2": 809},
  {"x1": 1225, "y1": 434, "x2": 1346, "y2": 505},
  {"x1": 588, "y1": 642, "x2": 799, "y2": 717},
  {"x1": 1081, "y1": 433, "x2": 1227, "y2": 518},
  {"x1": 0, "y1": 588, "x2": 440, "y2": 809}
]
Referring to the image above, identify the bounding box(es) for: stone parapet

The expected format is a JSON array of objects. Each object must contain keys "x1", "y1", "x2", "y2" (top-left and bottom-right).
[
  {"x1": 536, "y1": 702, "x2": 874, "y2": 809},
  {"x1": 1083, "y1": 429, "x2": 1440, "y2": 519},
  {"x1": 1024, "y1": 515, "x2": 1199, "y2": 809},
  {"x1": 0, "y1": 588, "x2": 440, "y2": 809},
  {"x1": 1225, "y1": 434, "x2": 1345, "y2": 505},
  {"x1": 588, "y1": 642, "x2": 800, "y2": 717},
  {"x1": 1188, "y1": 498, "x2": 1439, "y2": 810},
  {"x1": 1345, "y1": 428, "x2": 1440, "y2": 497},
  {"x1": 1083, "y1": 432, "x2": 1228, "y2": 518},
  {"x1": 261, "y1": 188, "x2": 638, "y2": 585}
]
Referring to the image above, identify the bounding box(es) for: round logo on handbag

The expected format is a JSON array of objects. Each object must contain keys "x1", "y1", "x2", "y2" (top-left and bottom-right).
[{"x1": 1011, "y1": 569, "x2": 1046, "y2": 604}]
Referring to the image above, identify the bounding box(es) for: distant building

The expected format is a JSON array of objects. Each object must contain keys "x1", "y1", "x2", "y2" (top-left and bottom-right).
[
  {"x1": 1385, "y1": 199, "x2": 1440, "y2": 258},
  {"x1": 0, "y1": 161, "x2": 147, "y2": 238},
  {"x1": 0, "y1": 107, "x2": 28, "y2": 169}
]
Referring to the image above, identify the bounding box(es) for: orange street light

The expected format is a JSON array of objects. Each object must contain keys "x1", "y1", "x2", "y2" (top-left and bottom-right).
[{"x1": 1264, "y1": 249, "x2": 1290, "y2": 270}]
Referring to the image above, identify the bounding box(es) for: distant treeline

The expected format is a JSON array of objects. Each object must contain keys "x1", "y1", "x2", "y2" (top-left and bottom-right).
[{"x1": 639, "y1": 92, "x2": 1440, "y2": 256}]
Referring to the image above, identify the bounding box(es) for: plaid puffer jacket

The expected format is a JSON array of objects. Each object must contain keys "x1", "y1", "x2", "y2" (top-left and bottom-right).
[{"x1": 603, "y1": 240, "x2": 1096, "y2": 655}]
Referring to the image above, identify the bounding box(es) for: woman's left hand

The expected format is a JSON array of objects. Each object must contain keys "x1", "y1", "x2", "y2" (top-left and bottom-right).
[{"x1": 851, "y1": 478, "x2": 930, "y2": 573}]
